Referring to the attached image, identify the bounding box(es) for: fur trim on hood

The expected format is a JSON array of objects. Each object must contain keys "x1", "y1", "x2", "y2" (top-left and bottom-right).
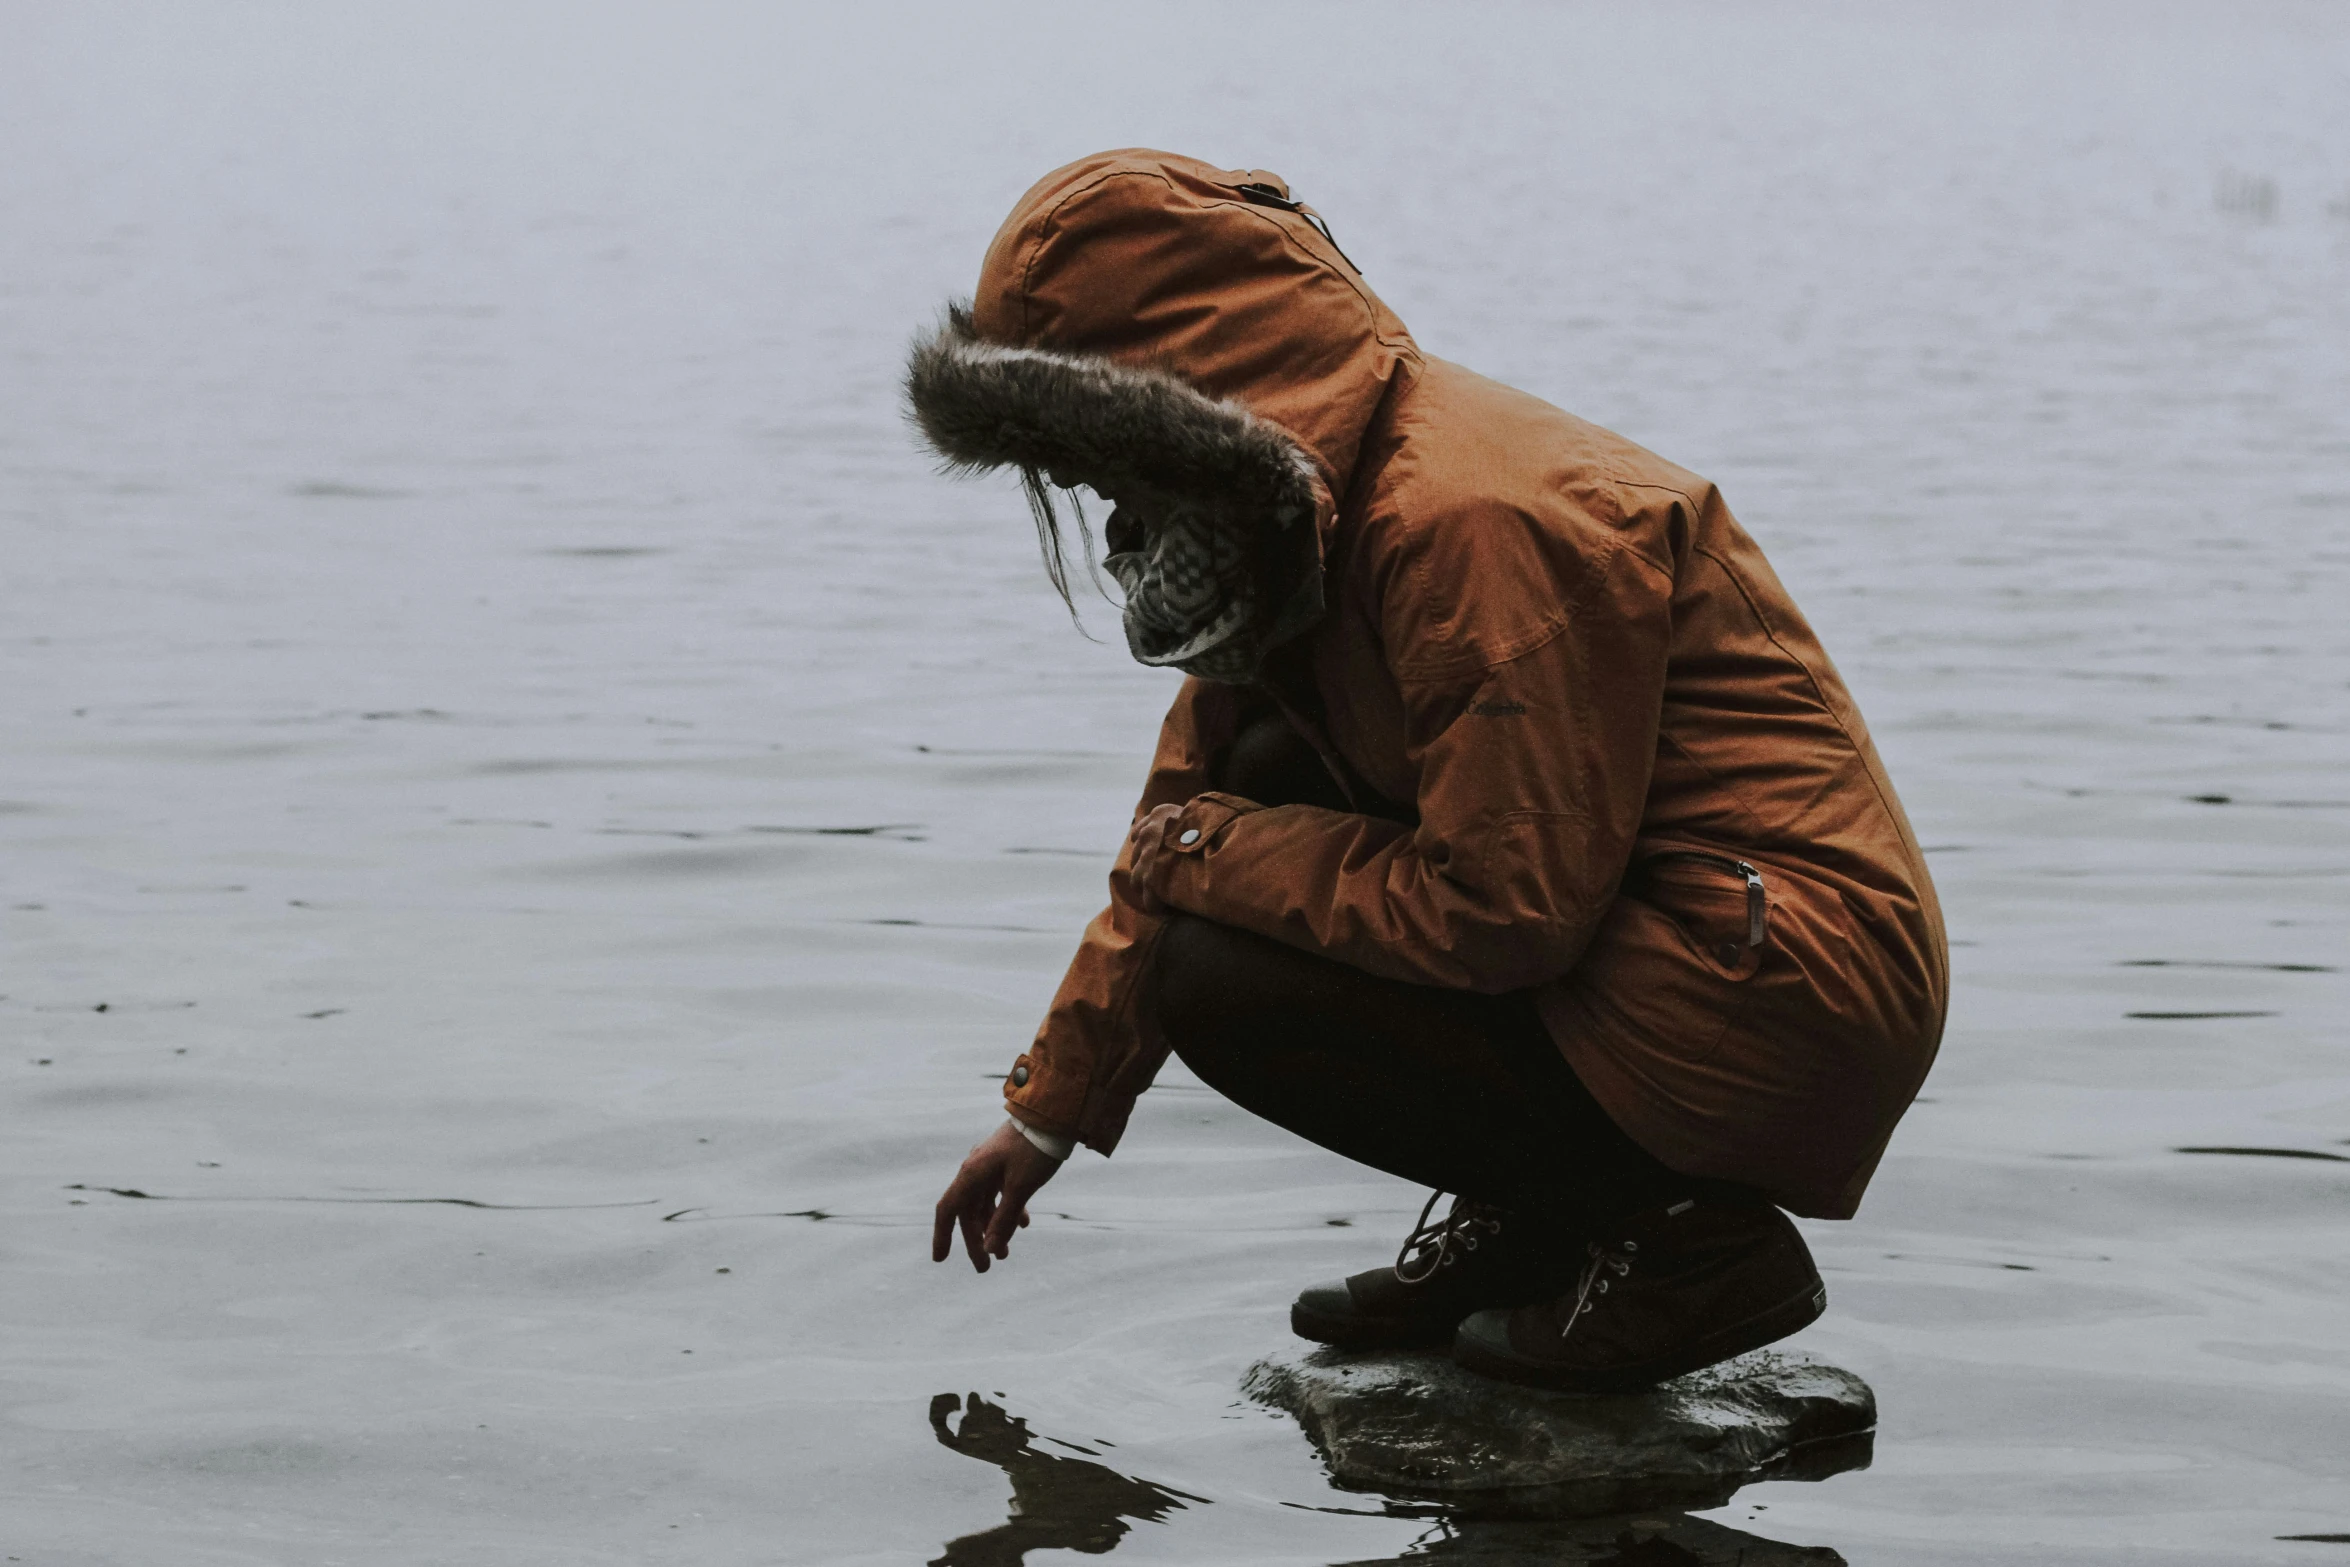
[{"x1": 904, "y1": 304, "x2": 1322, "y2": 525}]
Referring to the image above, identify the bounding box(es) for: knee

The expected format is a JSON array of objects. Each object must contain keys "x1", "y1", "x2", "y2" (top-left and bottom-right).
[
  {"x1": 1150, "y1": 914, "x2": 1254, "y2": 1069},
  {"x1": 1151, "y1": 913, "x2": 1228, "y2": 1035}
]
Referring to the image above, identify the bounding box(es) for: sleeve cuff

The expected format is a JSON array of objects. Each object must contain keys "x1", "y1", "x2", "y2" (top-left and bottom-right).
[{"x1": 1006, "y1": 1112, "x2": 1074, "y2": 1161}]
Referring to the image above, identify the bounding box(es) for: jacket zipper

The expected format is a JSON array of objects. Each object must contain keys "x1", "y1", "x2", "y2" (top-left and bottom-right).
[{"x1": 1642, "y1": 850, "x2": 1769, "y2": 948}]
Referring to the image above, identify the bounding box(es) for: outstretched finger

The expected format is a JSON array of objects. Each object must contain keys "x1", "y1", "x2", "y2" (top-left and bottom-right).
[
  {"x1": 984, "y1": 1176, "x2": 1039, "y2": 1256},
  {"x1": 931, "y1": 1188, "x2": 960, "y2": 1263},
  {"x1": 932, "y1": 1165, "x2": 981, "y2": 1263},
  {"x1": 985, "y1": 1202, "x2": 1019, "y2": 1258},
  {"x1": 958, "y1": 1189, "x2": 994, "y2": 1273}
]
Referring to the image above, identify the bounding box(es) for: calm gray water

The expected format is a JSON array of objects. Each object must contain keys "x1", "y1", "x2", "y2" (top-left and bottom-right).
[{"x1": 4, "y1": 4, "x2": 2347, "y2": 1563}]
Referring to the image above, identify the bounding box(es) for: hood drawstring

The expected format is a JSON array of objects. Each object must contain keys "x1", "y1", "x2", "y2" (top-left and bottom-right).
[{"x1": 1234, "y1": 182, "x2": 1363, "y2": 276}]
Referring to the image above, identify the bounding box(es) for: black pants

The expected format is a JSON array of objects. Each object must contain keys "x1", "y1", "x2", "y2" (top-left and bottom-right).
[{"x1": 1151, "y1": 714, "x2": 1709, "y2": 1233}]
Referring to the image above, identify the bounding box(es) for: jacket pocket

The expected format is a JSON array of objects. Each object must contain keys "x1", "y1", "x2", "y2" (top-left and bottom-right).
[{"x1": 1631, "y1": 847, "x2": 1771, "y2": 981}]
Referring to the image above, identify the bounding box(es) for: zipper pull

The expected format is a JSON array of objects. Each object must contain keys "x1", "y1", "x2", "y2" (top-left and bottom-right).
[{"x1": 1735, "y1": 861, "x2": 1767, "y2": 947}]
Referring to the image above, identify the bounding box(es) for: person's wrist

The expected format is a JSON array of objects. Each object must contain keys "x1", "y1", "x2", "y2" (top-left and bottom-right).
[{"x1": 1005, "y1": 1112, "x2": 1073, "y2": 1161}]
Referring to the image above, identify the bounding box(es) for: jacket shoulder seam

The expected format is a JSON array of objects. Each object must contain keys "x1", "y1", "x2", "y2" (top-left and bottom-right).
[
  {"x1": 1386, "y1": 487, "x2": 1639, "y2": 682},
  {"x1": 1691, "y1": 542, "x2": 1909, "y2": 831}
]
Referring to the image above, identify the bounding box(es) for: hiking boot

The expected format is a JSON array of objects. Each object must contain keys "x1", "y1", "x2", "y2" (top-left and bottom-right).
[
  {"x1": 1450, "y1": 1197, "x2": 1825, "y2": 1392},
  {"x1": 1291, "y1": 1191, "x2": 1576, "y2": 1350}
]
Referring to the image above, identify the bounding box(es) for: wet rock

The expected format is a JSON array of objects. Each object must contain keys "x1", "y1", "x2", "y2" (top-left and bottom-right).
[{"x1": 1243, "y1": 1346, "x2": 1874, "y2": 1519}]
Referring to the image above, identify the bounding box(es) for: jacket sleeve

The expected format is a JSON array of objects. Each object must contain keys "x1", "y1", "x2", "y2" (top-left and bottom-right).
[
  {"x1": 1150, "y1": 535, "x2": 1673, "y2": 994},
  {"x1": 1001, "y1": 677, "x2": 1240, "y2": 1153}
]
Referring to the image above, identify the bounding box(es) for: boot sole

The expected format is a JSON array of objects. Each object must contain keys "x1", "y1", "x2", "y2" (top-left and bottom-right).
[
  {"x1": 1289, "y1": 1299, "x2": 1459, "y2": 1351},
  {"x1": 1452, "y1": 1282, "x2": 1827, "y2": 1394}
]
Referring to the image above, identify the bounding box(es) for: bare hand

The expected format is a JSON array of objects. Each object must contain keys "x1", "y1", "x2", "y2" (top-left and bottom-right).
[
  {"x1": 931, "y1": 1120, "x2": 1062, "y2": 1273},
  {"x1": 1122, "y1": 802, "x2": 1184, "y2": 915}
]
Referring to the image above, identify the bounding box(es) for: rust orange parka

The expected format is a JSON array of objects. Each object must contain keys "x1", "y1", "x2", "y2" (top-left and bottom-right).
[{"x1": 924, "y1": 151, "x2": 1946, "y2": 1220}]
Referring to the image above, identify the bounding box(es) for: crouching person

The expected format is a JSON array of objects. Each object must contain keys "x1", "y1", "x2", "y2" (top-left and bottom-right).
[{"x1": 915, "y1": 150, "x2": 1946, "y2": 1393}]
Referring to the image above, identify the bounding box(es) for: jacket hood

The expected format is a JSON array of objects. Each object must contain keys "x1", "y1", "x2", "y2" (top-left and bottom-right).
[{"x1": 904, "y1": 150, "x2": 1419, "y2": 542}]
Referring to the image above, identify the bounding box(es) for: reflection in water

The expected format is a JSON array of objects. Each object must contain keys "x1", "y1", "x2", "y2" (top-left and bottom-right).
[
  {"x1": 1335, "y1": 1512, "x2": 1847, "y2": 1565},
  {"x1": 928, "y1": 1392, "x2": 1205, "y2": 1566},
  {"x1": 925, "y1": 1390, "x2": 1849, "y2": 1566}
]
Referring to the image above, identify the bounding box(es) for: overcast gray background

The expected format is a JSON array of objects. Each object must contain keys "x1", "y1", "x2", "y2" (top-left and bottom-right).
[{"x1": 4, "y1": 4, "x2": 2348, "y2": 1563}]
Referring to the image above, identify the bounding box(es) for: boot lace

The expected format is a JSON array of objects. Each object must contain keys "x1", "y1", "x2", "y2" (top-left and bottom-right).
[
  {"x1": 1393, "y1": 1190, "x2": 1504, "y2": 1286},
  {"x1": 1557, "y1": 1237, "x2": 1638, "y2": 1339}
]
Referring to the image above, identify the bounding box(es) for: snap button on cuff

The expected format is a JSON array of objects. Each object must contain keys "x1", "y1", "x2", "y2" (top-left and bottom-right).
[
  {"x1": 1010, "y1": 1064, "x2": 1030, "y2": 1087},
  {"x1": 1178, "y1": 828, "x2": 1201, "y2": 846}
]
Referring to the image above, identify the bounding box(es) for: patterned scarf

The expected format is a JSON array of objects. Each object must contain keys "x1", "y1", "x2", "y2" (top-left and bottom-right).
[{"x1": 1103, "y1": 500, "x2": 1322, "y2": 684}]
